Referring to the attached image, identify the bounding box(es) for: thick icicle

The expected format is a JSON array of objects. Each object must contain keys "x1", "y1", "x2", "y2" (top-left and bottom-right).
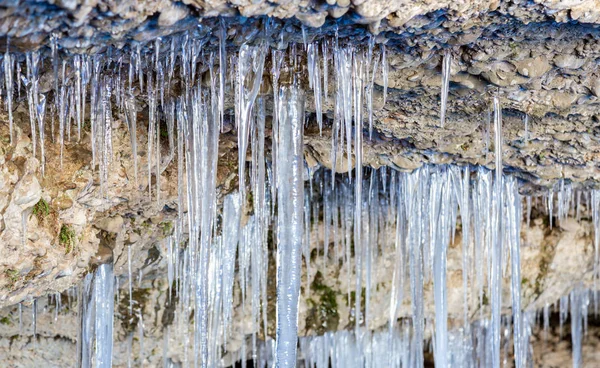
[
  {"x1": 571, "y1": 288, "x2": 584, "y2": 368},
  {"x1": 432, "y1": 167, "x2": 451, "y2": 368},
  {"x1": 236, "y1": 44, "x2": 266, "y2": 202},
  {"x1": 274, "y1": 85, "x2": 305, "y2": 367},
  {"x1": 94, "y1": 263, "x2": 115, "y2": 368}
]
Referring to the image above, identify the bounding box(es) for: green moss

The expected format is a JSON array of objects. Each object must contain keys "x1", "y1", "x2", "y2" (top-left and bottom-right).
[
  {"x1": 0, "y1": 316, "x2": 10, "y2": 325},
  {"x1": 247, "y1": 191, "x2": 254, "y2": 212},
  {"x1": 535, "y1": 253, "x2": 550, "y2": 297},
  {"x1": 4, "y1": 269, "x2": 19, "y2": 290},
  {"x1": 160, "y1": 221, "x2": 173, "y2": 236},
  {"x1": 305, "y1": 271, "x2": 339, "y2": 334},
  {"x1": 482, "y1": 291, "x2": 489, "y2": 306},
  {"x1": 118, "y1": 288, "x2": 151, "y2": 333},
  {"x1": 160, "y1": 124, "x2": 169, "y2": 138},
  {"x1": 32, "y1": 198, "x2": 50, "y2": 220},
  {"x1": 347, "y1": 287, "x2": 367, "y2": 326},
  {"x1": 59, "y1": 225, "x2": 77, "y2": 254}
]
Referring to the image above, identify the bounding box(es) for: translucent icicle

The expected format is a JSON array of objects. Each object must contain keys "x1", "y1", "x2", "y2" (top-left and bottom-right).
[
  {"x1": 36, "y1": 94, "x2": 47, "y2": 176},
  {"x1": 4, "y1": 51, "x2": 14, "y2": 144},
  {"x1": 571, "y1": 288, "x2": 583, "y2": 368},
  {"x1": 222, "y1": 193, "x2": 242, "y2": 344},
  {"x1": 508, "y1": 176, "x2": 524, "y2": 368},
  {"x1": 523, "y1": 114, "x2": 529, "y2": 145},
  {"x1": 440, "y1": 50, "x2": 451, "y2": 127},
  {"x1": 491, "y1": 95, "x2": 503, "y2": 368},
  {"x1": 218, "y1": 20, "x2": 227, "y2": 132},
  {"x1": 94, "y1": 263, "x2": 115, "y2": 368},
  {"x1": 274, "y1": 86, "x2": 305, "y2": 367},
  {"x1": 236, "y1": 44, "x2": 266, "y2": 202},
  {"x1": 307, "y1": 43, "x2": 323, "y2": 134}
]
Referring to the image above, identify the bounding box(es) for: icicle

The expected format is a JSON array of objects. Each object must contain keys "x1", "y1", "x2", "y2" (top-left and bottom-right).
[
  {"x1": 548, "y1": 187, "x2": 554, "y2": 229},
  {"x1": 218, "y1": 20, "x2": 227, "y2": 132},
  {"x1": 491, "y1": 95, "x2": 503, "y2": 368},
  {"x1": 322, "y1": 41, "x2": 329, "y2": 104},
  {"x1": 523, "y1": 114, "x2": 529, "y2": 145},
  {"x1": 36, "y1": 94, "x2": 47, "y2": 176},
  {"x1": 125, "y1": 96, "x2": 138, "y2": 188},
  {"x1": 128, "y1": 245, "x2": 133, "y2": 315},
  {"x1": 432, "y1": 168, "x2": 450, "y2": 368},
  {"x1": 236, "y1": 44, "x2": 266, "y2": 202},
  {"x1": 381, "y1": 44, "x2": 388, "y2": 107},
  {"x1": 307, "y1": 43, "x2": 323, "y2": 134},
  {"x1": 508, "y1": 176, "x2": 524, "y2": 368},
  {"x1": 77, "y1": 271, "x2": 94, "y2": 367},
  {"x1": 274, "y1": 86, "x2": 305, "y2": 367},
  {"x1": 21, "y1": 209, "x2": 27, "y2": 247},
  {"x1": 32, "y1": 299, "x2": 37, "y2": 342},
  {"x1": 440, "y1": 50, "x2": 451, "y2": 127},
  {"x1": 593, "y1": 190, "x2": 600, "y2": 294},
  {"x1": 222, "y1": 193, "x2": 242, "y2": 345},
  {"x1": 367, "y1": 39, "x2": 379, "y2": 141},
  {"x1": 270, "y1": 49, "x2": 284, "y2": 216},
  {"x1": 94, "y1": 263, "x2": 115, "y2": 368},
  {"x1": 4, "y1": 50, "x2": 14, "y2": 145},
  {"x1": 460, "y1": 166, "x2": 470, "y2": 331},
  {"x1": 571, "y1": 288, "x2": 583, "y2": 368},
  {"x1": 352, "y1": 51, "x2": 365, "y2": 333}
]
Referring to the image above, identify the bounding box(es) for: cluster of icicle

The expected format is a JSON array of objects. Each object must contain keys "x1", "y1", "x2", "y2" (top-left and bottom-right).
[{"x1": 2, "y1": 26, "x2": 599, "y2": 368}]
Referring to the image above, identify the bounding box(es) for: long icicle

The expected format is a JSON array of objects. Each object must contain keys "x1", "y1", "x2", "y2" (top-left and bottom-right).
[{"x1": 275, "y1": 85, "x2": 305, "y2": 367}]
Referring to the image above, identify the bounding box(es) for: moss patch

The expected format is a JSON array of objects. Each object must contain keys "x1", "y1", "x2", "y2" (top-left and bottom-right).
[
  {"x1": 32, "y1": 198, "x2": 50, "y2": 221},
  {"x1": 118, "y1": 288, "x2": 151, "y2": 333},
  {"x1": 160, "y1": 221, "x2": 173, "y2": 237},
  {"x1": 534, "y1": 228, "x2": 557, "y2": 298},
  {"x1": 305, "y1": 271, "x2": 339, "y2": 335},
  {"x1": 59, "y1": 225, "x2": 77, "y2": 254},
  {"x1": 4, "y1": 269, "x2": 19, "y2": 290}
]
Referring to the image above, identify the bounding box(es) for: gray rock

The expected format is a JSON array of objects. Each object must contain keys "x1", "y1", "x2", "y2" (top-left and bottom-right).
[{"x1": 95, "y1": 215, "x2": 124, "y2": 233}]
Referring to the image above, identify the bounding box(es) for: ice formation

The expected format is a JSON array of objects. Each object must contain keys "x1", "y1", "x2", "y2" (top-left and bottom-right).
[{"x1": 1, "y1": 28, "x2": 598, "y2": 368}]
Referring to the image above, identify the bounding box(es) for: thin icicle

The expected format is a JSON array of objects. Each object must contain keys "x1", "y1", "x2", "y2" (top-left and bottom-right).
[
  {"x1": 523, "y1": 114, "x2": 529, "y2": 145},
  {"x1": 307, "y1": 43, "x2": 323, "y2": 134},
  {"x1": 440, "y1": 50, "x2": 451, "y2": 127},
  {"x1": 491, "y1": 95, "x2": 503, "y2": 368},
  {"x1": 381, "y1": 44, "x2": 388, "y2": 107},
  {"x1": 507, "y1": 176, "x2": 524, "y2": 368},
  {"x1": 4, "y1": 50, "x2": 14, "y2": 145}
]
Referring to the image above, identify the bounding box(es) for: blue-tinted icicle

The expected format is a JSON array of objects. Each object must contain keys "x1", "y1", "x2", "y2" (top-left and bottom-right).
[
  {"x1": 274, "y1": 86, "x2": 305, "y2": 367},
  {"x1": 440, "y1": 50, "x2": 451, "y2": 127},
  {"x1": 491, "y1": 95, "x2": 503, "y2": 368}
]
